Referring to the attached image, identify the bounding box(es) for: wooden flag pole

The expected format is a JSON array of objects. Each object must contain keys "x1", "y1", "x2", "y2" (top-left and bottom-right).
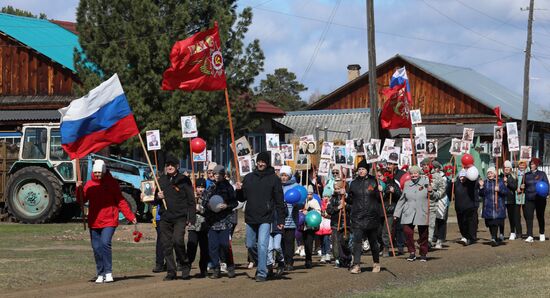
[
  {"x1": 75, "y1": 159, "x2": 86, "y2": 230},
  {"x1": 138, "y1": 133, "x2": 167, "y2": 209},
  {"x1": 153, "y1": 150, "x2": 159, "y2": 178},
  {"x1": 373, "y1": 162, "x2": 396, "y2": 257},
  {"x1": 451, "y1": 155, "x2": 457, "y2": 201},
  {"x1": 224, "y1": 88, "x2": 241, "y2": 183}
]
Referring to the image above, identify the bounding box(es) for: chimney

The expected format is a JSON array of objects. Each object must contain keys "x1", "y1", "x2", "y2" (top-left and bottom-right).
[{"x1": 347, "y1": 64, "x2": 361, "y2": 81}]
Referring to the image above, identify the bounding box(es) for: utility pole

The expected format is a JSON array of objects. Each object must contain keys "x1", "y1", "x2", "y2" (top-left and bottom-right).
[
  {"x1": 520, "y1": 0, "x2": 534, "y2": 146},
  {"x1": 367, "y1": 0, "x2": 379, "y2": 139}
]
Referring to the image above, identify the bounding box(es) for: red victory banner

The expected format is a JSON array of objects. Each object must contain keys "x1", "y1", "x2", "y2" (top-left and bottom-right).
[
  {"x1": 162, "y1": 22, "x2": 227, "y2": 91},
  {"x1": 380, "y1": 83, "x2": 412, "y2": 130}
]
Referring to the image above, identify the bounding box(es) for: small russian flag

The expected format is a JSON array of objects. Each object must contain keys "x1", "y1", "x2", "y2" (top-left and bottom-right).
[{"x1": 59, "y1": 74, "x2": 139, "y2": 159}]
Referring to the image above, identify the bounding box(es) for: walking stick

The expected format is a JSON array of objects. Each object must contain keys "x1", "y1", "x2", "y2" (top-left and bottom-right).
[
  {"x1": 373, "y1": 162, "x2": 396, "y2": 257},
  {"x1": 425, "y1": 169, "x2": 432, "y2": 227},
  {"x1": 451, "y1": 156, "x2": 457, "y2": 201}
]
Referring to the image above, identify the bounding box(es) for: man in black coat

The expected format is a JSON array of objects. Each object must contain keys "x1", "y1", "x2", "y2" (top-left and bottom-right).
[
  {"x1": 236, "y1": 151, "x2": 285, "y2": 282},
  {"x1": 156, "y1": 155, "x2": 196, "y2": 280},
  {"x1": 454, "y1": 169, "x2": 479, "y2": 246}
]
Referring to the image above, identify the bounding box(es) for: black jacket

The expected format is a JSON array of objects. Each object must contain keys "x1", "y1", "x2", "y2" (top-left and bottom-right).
[
  {"x1": 156, "y1": 172, "x2": 196, "y2": 223},
  {"x1": 453, "y1": 179, "x2": 479, "y2": 213},
  {"x1": 347, "y1": 175, "x2": 383, "y2": 230},
  {"x1": 326, "y1": 193, "x2": 350, "y2": 230},
  {"x1": 500, "y1": 173, "x2": 518, "y2": 205},
  {"x1": 202, "y1": 179, "x2": 237, "y2": 226},
  {"x1": 237, "y1": 167, "x2": 285, "y2": 225}
]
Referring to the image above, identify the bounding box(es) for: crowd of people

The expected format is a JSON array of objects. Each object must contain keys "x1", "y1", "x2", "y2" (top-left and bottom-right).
[{"x1": 79, "y1": 152, "x2": 549, "y2": 283}]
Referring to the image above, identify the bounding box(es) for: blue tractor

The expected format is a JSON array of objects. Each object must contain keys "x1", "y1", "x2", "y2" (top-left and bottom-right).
[{"x1": 0, "y1": 123, "x2": 153, "y2": 224}]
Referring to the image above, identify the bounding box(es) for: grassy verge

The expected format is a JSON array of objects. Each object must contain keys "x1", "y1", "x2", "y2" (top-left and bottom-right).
[{"x1": 357, "y1": 256, "x2": 550, "y2": 297}]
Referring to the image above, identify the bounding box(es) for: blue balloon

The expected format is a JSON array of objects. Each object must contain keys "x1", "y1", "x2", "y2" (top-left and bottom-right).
[
  {"x1": 284, "y1": 188, "x2": 301, "y2": 204},
  {"x1": 313, "y1": 194, "x2": 321, "y2": 205},
  {"x1": 536, "y1": 181, "x2": 549, "y2": 197},
  {"x1": 295, "y1": 185, "x2": 308, "y2": 201}
]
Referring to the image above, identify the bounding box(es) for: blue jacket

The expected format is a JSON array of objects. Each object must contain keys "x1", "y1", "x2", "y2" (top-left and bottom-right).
[
  {"x1": 524, "y1": 170, "x2": 549, "y2": 201},
  {"x1": 479, "y1": 179, "x2": 508, "y2": 220}
]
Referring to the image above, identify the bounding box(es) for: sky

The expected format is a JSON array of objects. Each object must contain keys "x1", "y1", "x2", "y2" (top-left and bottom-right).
[{"x1": 3, "y1": 0, "x2": 549, "y2": 107}]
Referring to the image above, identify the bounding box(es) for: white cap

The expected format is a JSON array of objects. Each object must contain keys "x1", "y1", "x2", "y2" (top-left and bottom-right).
[
  {"x1": 504, "y1": 160, "x2": 512, "y2": 168},
  {"x1": 207, "y1": 162, "x2": 218, "y2": 171},
  {"x1": 280, "y1": 165, "x2": 292, "y2": 176},
  {"x1": 92, "y1": 159, "x2": 106, "y2": 173},
  {"x1": 487, "y1": 166, "x2": 496, "y2": 174}
]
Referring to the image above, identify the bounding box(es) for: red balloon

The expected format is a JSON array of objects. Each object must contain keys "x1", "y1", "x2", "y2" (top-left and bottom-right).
[
  {"x1": 399, "y1": 172, "x2": 411, "y2": 190},
  {"x1": 461, "y1": 154, "x2": 474, "y2": 167},
  {"x1": 190, "y1": 138, "x2": 206, "y2": 154}
]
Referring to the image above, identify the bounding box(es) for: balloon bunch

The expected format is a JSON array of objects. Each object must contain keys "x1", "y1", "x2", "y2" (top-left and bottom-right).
[
  {"x1": 461, "y1": 153, "x2": 479, "y2": 181},
  {"x1": 133, "y1": 225, "x2": 143, "y2": 243}
]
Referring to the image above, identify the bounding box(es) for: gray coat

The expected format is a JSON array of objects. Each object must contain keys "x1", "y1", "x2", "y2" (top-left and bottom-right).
[{"x1": 393, "y1": 177, "x2": 430, "y2": 226}]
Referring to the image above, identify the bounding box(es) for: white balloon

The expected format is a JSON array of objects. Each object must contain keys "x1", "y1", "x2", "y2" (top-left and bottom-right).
[
  {"x1": 466, "y1": 166, "x2": 479, "y2": 181},
  {"x1": 208, "y1": 195, "x2": 224, "y2": 213}
]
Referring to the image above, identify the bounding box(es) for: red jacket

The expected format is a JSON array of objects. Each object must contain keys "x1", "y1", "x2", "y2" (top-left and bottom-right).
[{"x1": 82, "y1": 172, "x2": 135, "y2": 229}]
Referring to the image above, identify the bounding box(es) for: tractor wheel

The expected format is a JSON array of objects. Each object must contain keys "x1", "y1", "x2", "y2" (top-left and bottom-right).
[
  {"x1": 119, "y1": 191, "x2": 137, "y2": 224},
  {"x1": 6, "y1": 166, "x2": 63, "y2": 224}
]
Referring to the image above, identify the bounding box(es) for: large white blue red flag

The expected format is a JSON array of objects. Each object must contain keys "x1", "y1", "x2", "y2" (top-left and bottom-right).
[
  {"x1": 389, "y1": 66, "x2": 412, "y2": 102},
  {"x1": 59, "y1": 74, "x2": 139, "y2": 159}
]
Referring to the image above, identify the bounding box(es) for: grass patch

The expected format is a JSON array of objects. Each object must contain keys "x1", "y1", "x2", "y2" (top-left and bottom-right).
[{"x1": 358, "y1": 256, "x2": 550, "y2": 297}]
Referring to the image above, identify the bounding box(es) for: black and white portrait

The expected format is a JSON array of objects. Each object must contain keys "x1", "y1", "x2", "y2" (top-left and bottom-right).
[
  {"x1": 426, "y1": 139, "x2": 438, "y2": 157},
  {"x1": 494, "y1": 126, "x2": 503, "y2": 141},
  {"x1": 520, "y1": 146, "x2": 532, "y2": 161},
  {"x1": 320, "y1": 142, "x2": 334, "y2": 159},
  {"x1": 140, "y1": 180, "x2": 155, "y2": 202},
  {"x1": 401, "y1": 138, "x2": 413, "y2": 155},
  {"x1": 354, "y1": 138, "x2": 365, "y2": 155},
  {"x1": 318, "y1": 158, "x2": 331, "y2": 177},
  {"x1": 271, "y1": 150, "x2": 283, "y2": 167},
  {"x1": 334, "y1": 146, "x2": 347, "y2": 164},
  {"x1": 415, "y1": 135, "x2": 426, "y2": 153},
  {"x1": 181, "y1": 115, "x2": 198, "y2": 138},
  {"x1": 492, "y1": 140, "x2": 502, "y2": 157},
  {"x1": 462, "y1": 128, "x2": 475, "y2": 143},
  {"x1": 238, "y1": 155, "x2": 252, "y2": 176},
  {"x1": 234, "y1": 136, "x2": 251, "y2": 157},
  {"x1": 146, "y1": 130, "x2": 161, "y2": 151},
  {"x1": 450, "y1": 138, "x2": 462, "y2": 155},
  {"x1": 506, "y1": 122, "x2": 518, "y2": 138},
  {"x1": 281, "y1": 144, "x2": 294, "y2": 161},
  {"x1": 364, "y1": 140, "x2": 380, "y2": 163},
  {"x1": 266, "y1": 133, "x2": 280, "y2": 150},
  {"x1": 410, "y1": 109, "x2": 422, "y2": 125}
]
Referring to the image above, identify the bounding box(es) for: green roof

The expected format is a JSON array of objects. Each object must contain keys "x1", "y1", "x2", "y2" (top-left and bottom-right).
[{"x1": 0, "y1": 13, "x2": 81, "y2": 72}]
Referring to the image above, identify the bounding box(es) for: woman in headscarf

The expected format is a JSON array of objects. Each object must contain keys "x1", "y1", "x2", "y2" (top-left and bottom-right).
[
  {"x1": 393, "y1": 165, "x2": 430, "y2": 262},
  {"x1": 479, "y1": 166, "x2": 508, "y2": 246}
]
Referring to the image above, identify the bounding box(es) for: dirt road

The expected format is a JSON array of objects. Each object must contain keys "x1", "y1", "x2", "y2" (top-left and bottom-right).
[{"x1": 4, "y1": 222, "x2": 550, "y2": 298}]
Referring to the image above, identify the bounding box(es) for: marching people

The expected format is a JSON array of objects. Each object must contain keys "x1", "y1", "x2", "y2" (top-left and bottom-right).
[
  {"x1": 454, "y1": 169, "x2": 480, "y2": 246},
  {"x1": 347, "y1": 159, "x2": 383, "y2": 273},
  {"x1": 78, "y1": 159, "x2": 137, "y2": 283},
  {"x1": 317, "y1": 194, "x2": 332, "y2": 264},
  {"x1": 302, "y1": 185, "x2": 322, "y2": 269},
  {"x1": 522, "y1": 158, "x2": 549, "y2": 242},
  {"x1": 186, "y1": 178, "x2": 209, "y2": 278},
  {"x1": 501, "y1": 161, "x2": 519, "y2": 241},
  {"x1": 202, "y1": 165, "x2": 237, "y2": 278},
  {"x1": 236, "y1": 151, "x2": 285, "y2": 282},
  {"x1": 280, "y1": 166, "x2": 301, "y2": 271},
  {"x1": 394, "y1": 165, "x2": 430, "y2": 262},
  {"x1": 381, "y1": 168, "x2": 403, "y2": 256},
  {"x1": 431, "y1": 161, "x2": 449, "y2": 249},
  {"x1": 515, "y1": 160, "x2": 528, "y2": 239},
  {"x1": 420, "y1": 159, "x2": 447, "y2": 249},
  {"x1": 156, "y1": 155, "x2": 196, "y2": 281},
  {"x1": 326, "y1": 181, "x2": 352, "y2": 268},
  {"x1": 479, "y1": 166, "x2": 508, "y2": 246}
]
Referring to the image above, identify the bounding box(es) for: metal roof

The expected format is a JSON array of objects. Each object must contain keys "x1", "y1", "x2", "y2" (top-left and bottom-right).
[
  {"x1": 275, "y1": 108, "x2": 371, "y2": 141},
  {"x1": 0, "y1": 13, "x2": 81, "y2": 72},
  {"x1": 396, "y1": 54, "x2": 549, "y2": 123},
  {"x1": 0, "y1": 110, "x2": 61, "y2": 121},
  {"x1": 255, "y1": 100, "x2": 286, "y2": 115},
  {"x1": 0, "y1": 95, "x2": 74, "y2": 105}
]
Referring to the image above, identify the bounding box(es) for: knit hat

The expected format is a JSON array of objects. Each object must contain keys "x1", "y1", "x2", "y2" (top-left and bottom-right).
[
  {"x1": 256, "y1": 151, "x2": 271, "y2": 165},
  {"x1": 431, "y1": 160, "x2": 442, "y2": 169},
  {"x1": 280, "y1": 165, "x2": 292, "y2": 176},
  {"x1": 459, "y1": 169, "x2": 467, "y2": 177},
  {"x1": 420, "y1": 158, "x2": 431, "y2": 166},
  {"x1": 307, "y1": 185, "x2": 314, "y2": 194},
  {"x1": 504, "y1": 160, "x2": 512, "y2": 168},
  {"x1": 531, "y1": 157, "x2": 541, "y2": 166},
  {"x1": 357, "y1": 159, "x2": 368, "y2": 170},
  {"x1": 165, "y1": 155, "x2": 179, "y2": 166},
  {"x1": 213, "y1": 165, "x2": 225, "y2": 175},
  {"x1": 195, "y1": 178, "x2": 207, "y2": 188},
  {"x1": 92, "y1": 159, "x2": 106, "y2": 173},
  {"x1": 207, "y1": 162, "x2": 218, "y2": 171},
  {"x1": 487, "y1": 166, "x2": 496, "y2": 174},
  {"x1": 409, "y1": 165, "x2": 422, "y2": 174}
]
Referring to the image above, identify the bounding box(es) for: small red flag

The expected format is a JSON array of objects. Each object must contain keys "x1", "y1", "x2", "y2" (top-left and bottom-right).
[
  {"x1": 162, "y1": 22, "x2": 227, "y2": 91},
  {"x1": 493, "y1": 106, "x2": 503, "y2": 126},
  {"x1": 380, "y1": 83, "x2": 412, "y2": 129}
]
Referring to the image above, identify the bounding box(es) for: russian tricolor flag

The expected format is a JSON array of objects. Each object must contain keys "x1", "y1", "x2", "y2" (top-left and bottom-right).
[
  {"x1": 389, "y1": 66, "x2": 412, "y2": 103},
  {"x1": 59, "y1": 74, "x2": 139, "y2": 159}
]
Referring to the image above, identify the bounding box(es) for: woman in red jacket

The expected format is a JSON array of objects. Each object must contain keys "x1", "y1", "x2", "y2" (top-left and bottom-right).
[{"x1": 78, "y1": 159, "x2": 136, "y2": 284}]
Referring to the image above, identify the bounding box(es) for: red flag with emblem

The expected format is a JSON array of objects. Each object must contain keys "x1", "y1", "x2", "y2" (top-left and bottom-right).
[
  {"x1": 493, "y1": 106, "x2": 503, "y2": 126},
  {"x1": 162, "y1": 22, "x2": 227, "y2": 91},
  {"x1": 380, "y1": 83, "x2": 412, "y2": 129}
]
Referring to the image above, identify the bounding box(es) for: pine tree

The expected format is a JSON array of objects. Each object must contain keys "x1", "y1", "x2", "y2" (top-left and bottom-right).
[
  {"x1": 255, "y1": 68, "x2": 308, "y2": 111},
  {"x1": 1, "y1": 6, "x2": 47, "y2": 19},
  {"x1": 75, "y1": 0, "x2": 264, "y2": 155}
]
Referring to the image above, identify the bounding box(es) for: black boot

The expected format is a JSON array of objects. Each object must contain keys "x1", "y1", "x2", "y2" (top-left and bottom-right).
[
  {"x1": 181, "y1": 265, "x2": 191, "y2": 280},
  {"x1": 163, "y1": 271, "x2": 177, "y2": 281},
  {"x1": 227, "y1": 266, "x2": 236, "y2": 278},
  {"x1": 152, "y1": 263, "x2": 166, "y2": 273},
  {"x1": 209, "y1": 268, "x2": 221, "y2": 279}
]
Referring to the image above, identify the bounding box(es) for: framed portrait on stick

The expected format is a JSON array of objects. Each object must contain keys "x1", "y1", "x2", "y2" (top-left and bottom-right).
[
  {"x1": 238, "y1": 155, "x2": 253, "y2": 176},
  {"x1": 233, "y1": 136, "x2": 251, "y2": 157},
  {"x1": 492, "y1": 140, "x2": 502, "y2": 157},
  {"x1": 181, "y1": 115, "x2": 198, "y2": 138},
  {"x1": 140, "y1": 180, "x2": 155, "y2": 202},
  {"x1": 266, "y1": 133, "x2": 280, "y2": 150},
  {"x1": 449, "y1": 138, "x2": 462, "y2": 155},
  {"x1": 520, "y1": 146, "x2": 532, "y2": 161},
  {"x1": 146, "y1": 130, "x2": 161, "y2": 151}
]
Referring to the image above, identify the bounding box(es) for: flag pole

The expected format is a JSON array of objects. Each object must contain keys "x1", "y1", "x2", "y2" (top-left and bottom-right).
[
  {"x1": 138, "y1": 133, "x2": 167, "y2": 209},
  {"x1": 153, "y1": 150, "x2": 159, "y2": 177},
  {"x1": 75, "y1": 159, "x2": 86, "y2": 230},
  {"x1": 224, "y1": 88, "x2": 241, "y2": 183},
  {"x1": 373, "y1": 162, "x2": 396, "y2": 257}
]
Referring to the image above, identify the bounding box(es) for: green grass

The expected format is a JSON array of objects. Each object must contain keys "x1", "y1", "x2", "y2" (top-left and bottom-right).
[{"x1": 357, "y1": 256, "x2": 550, "y2": 297}]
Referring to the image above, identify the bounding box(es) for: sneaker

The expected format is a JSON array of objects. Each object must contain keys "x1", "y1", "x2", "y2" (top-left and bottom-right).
[
  {"x1": 104, "y1": 273, "x2": 113, "y2": 283},
  {"x1": 247, "y1": 262, "x2": 254, "y2": 269},
  {"x1": 419, "y1": 256, "x2": 427, "y2": 262},
  {"x1": 435, "y1": 240, "x2": 442, "y2": 249},
  {"x1": 499, "y1": 234, "x2": 505, "y2": 242},
  {"x1": 334, "y1": 260, "x2": 340, "y2": 269},
  {"x1": 491, "y1": 239, "x2": 498, "y2": 247},
  {"x1": 95, "y1": 275, "x2": 104, "y2": 284},
  {"x1": 220, "y1": 263, "x2": 228, "y2": 273},
  {"x1": 317, "y1": 250, "x2": 322, "y2": 257},
  {"x1": 372, "y1": 263, "x2": 381, "y2": 273},
  {"x1": 525, "y1": 236, "x2": 534, "y2": 243},
  {"x1": 299, "y1": 248, "x2": 306, "y2": 257},
  {"x1": 540, "y1": 234, "x2": 546, "y2": 242},
  {"x1": 320, "y1": 255, "x2": 326, "y2": 264},
  {"x1": 509, "y1": 233, "x2": 516, "y2": 241},
  {"x1": 462, "y1": 239, "x2": 470, "y2": 246},
  {"x1": 350, "y1": 264, "x2": 361, "y2": 274},
  {"x1": 325, "y1": 254, "x2": 331, "y2": 263},
  {"x1": 458, "y1": 237, "x2": 467, "y2": 245},
  {"x1": 407, "y1": 254, "x2": 416, "y2": 262},
  {"x1": 227, "y1": 266, "x2": 236, "y2": 278}
]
